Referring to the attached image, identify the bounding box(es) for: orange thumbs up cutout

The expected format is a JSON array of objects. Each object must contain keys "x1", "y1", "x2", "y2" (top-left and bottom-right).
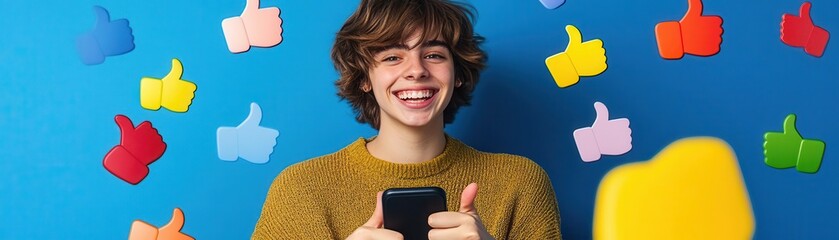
[
  {"x1": 129, "y1": 208, "x2": 194, "y2": 240},
  {"x1": 655, "y1": 0, "x2": 724, "y2": 59}
]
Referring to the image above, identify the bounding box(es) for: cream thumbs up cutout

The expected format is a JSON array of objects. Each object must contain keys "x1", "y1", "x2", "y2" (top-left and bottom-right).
[
  {"x1": 545, "y1": 25, "x2": 608, "y2": 88},
  {"x1": 222, "y1": 0, "x2": 284, "y2": 53},
  {"x1": 140, "y1": 59, "x2": 197, "y2": 113},
  {"x1": 574, "y1": 102, "x2": 632, "y2": 162},
  {"x1": 129, "y1": 208, "x2": 194, "y2": 240}
]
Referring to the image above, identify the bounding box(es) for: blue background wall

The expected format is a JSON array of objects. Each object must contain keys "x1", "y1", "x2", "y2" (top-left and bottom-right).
[{"x1": 1, "y1": 0, "x2": 837, "y2": 239}]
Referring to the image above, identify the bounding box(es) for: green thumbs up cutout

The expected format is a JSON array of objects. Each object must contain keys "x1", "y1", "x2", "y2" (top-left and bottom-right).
[{"x1": 763, "y1": 114, "x2": 825, "y2": 173}]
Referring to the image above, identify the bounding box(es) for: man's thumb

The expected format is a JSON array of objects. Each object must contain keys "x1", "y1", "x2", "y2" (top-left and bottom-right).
[
  {"x1": 363, "y1": 191, "x2": 384, "y2": 228},
  {"x1": 459, "y1": 183, "x2": 479, "y2": 214}
]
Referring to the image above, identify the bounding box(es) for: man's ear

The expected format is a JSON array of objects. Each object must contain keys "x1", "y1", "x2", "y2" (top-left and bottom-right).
[{"x1": 361, "y1": 81, "x2": 371, "y2": 92}]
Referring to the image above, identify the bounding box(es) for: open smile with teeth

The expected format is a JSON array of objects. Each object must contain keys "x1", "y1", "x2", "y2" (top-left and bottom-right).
[{"x1": 394, "y1": 89, "x2": 437, "y2": 102}]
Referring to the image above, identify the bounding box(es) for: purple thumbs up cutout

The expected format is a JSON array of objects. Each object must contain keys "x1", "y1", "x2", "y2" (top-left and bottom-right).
[
  {"x1": 573, "y1": 102, "x2": 633, "y2": 162},
  {"x1": 76, "y1": 6, "x2": 135, "y2": 65}
]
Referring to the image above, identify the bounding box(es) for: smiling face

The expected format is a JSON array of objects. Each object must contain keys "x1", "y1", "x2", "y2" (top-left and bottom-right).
[{"x1": 364, "y1": 33, "x2": 456, "y2": 130}]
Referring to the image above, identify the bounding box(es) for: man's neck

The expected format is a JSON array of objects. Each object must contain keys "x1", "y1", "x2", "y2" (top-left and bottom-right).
[{"x1": 366, "y1": 117, "x2": 447, "y2": 164}]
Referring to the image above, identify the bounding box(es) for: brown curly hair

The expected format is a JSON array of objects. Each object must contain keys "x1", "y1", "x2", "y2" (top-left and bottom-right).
[{"x1": 331, "y1": 0, "x2": 487, "y2": 130}]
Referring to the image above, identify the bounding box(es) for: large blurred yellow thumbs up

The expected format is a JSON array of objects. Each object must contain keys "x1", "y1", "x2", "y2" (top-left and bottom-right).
[
  {"x1": 594, "y1": 137, "x2": 754, "y2": 240},
  {"x1": 140, "y1": 58, "x2": 197, "y2": 112},
  {"x1": 545, "y1": 25, "x2": 608, "y2": 88}
]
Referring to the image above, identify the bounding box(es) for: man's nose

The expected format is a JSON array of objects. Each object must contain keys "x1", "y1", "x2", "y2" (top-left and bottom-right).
[{"x1": 403, "y1": 56, "x2": 429, "y2": 80}]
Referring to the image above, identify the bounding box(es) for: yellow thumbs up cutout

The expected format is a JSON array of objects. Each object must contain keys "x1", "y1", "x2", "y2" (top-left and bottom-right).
[
  {"x1": 545, "y1": 25, "x2": 608, "y2": 88},
  {"x1": 594, "y1": 137, "x2": 754, "y2": 240},
  {"x1": 140, "y1": 58, "x2": 197, "y2": 112}
]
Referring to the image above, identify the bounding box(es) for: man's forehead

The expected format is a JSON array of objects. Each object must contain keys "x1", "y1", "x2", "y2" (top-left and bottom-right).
[{"x1": 384, "y1": 39, "x2": 448, "y2": 50}]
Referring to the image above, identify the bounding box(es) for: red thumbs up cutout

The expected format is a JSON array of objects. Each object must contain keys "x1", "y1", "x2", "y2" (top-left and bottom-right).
[
  {"x1": 655, "y1": 0, "x2": 724, "y2": 59},
  {"x1": 103, "y1": 115, "x2": 166, "y2": 185},
  {"x1": 781, "y1": 2, "x2": 830, "y2": 57}
]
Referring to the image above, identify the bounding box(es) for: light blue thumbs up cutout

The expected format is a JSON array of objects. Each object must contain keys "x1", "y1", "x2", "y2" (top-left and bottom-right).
[{"x1": 217, "y1": 103, "x2": 280, "y2": 164}]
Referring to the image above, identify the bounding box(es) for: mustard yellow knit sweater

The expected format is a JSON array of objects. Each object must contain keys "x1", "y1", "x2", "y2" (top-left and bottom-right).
[{"x1": 252, "y1": 135, "x2": 561, "y2": 239}]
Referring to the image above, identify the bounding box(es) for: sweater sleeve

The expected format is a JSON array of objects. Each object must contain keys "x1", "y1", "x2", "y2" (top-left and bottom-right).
[
  {"x1": 508, "y1": 161, "x2": 562, "y2": 240},
  {"x1": 252, "y1": 165, "x2": 336, "y2": 239}
]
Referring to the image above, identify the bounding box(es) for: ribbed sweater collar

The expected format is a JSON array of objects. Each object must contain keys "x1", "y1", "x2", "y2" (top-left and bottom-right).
[{"x1": 345, "y1": 134, "x2": 465, "y2": 179}]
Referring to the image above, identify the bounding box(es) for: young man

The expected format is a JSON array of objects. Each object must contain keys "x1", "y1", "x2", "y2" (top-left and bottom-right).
[{"x1": 252, "y1": 0, "x2": 561, "y2": 239}]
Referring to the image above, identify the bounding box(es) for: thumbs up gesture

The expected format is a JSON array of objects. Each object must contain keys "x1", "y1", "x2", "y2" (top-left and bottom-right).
[
  {"x1": 428, "y1": 183, "x2": 495, "y2": 240},
  {"x1": 764, "y1": 114, "x2": 825, "y2": 173},
  {"x1": 129, "y1": 208, "x2": 194, "y2": 240},
  {"x1": 103, "y1": 115, "x2": 166, "y2": 185},
  {"x1": 217, "y1": 103, "x2": 280, "y2": 164},
  {"x1": 781, "y1": 2, "x2": 830, "y2": 57},
  {"x1": 222, "y1": 0, "x2": 284, "y2": 53},
  {"x1": 545, "y1": 25, "x2": 607, "y2": 88},
  {"x1": 76, "y1": 6, "x2": 135, "y2": 65},
  {"x1": 573, "y1": 102, "x2": 632, "y2": 162},
  {"x1": 140, "y1": 59, "x2": 197, "y2": 113},
  {"x1": 655, "y1": 0, "x2": 723, "y2": 59}
]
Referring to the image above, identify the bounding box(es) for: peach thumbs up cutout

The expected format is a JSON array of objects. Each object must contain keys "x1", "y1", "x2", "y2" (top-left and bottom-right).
[
  {"x1": 222, "y1": 0, "x2": 283, "y2": 53},
  {"x1": 129, "y1": 208, "x2": 194, "y2": 240},
  {"x1": 140, "y1": 58, "x2": 197, "y2": 113},
  {"x1": 594, "y1": 137, "x2": 754, "y2": 240},
  {"x1": 545, "y1": 25, "x2": 608, "y2": 88},
  {"x1": 655, "y1": 0, "x2": 723, "y2": 59},
  {"x1": 574, "y1": 102, "x2": 632, "y2": 162}
]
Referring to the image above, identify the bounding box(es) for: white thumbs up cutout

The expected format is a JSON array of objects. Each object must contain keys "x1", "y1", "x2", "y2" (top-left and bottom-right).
[
  {"x1": 217, "y1": 103, "x2": 280, "y2": 164},
  {"x1": 573, "y1": 102, "x2": 632, "y2": 162}
]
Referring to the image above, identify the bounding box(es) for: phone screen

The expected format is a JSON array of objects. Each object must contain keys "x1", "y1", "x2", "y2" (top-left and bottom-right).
[{"x1": 382, "y1": 187, "x2": 447, "y2": 240}]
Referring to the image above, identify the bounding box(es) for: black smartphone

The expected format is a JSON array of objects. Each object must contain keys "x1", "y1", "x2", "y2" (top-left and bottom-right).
[{"x1": 382, "y1": 186, "x2": 447, "y2": 240}]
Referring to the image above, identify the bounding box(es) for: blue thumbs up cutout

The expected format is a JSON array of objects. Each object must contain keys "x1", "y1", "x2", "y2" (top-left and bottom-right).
[
  {"x1": 217, "y1": 103, "x2": 280, "y2": 164},
  {"x1": 76, "y1": 6, "x2": 135, "y2": 65}
]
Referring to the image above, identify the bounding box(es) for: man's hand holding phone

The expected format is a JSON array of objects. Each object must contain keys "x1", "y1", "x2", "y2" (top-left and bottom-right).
[
  {"x1": 427, "y1": 183, "x2": 495, "y2": 240},
  {"x1": 346, "y1": 183, "x2": 495, "y2": 240},
  {"x1": 346, "y1": 191, "x2": 404, "y2": 240}
]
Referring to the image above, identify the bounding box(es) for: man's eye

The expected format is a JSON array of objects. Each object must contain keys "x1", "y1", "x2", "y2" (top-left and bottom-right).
[
  {"x1": 383, "y1": 56, "x2": 400, "y2": 61},
  {"x1": 425, "y1": 54, "x2": 446, "y2": 59}
]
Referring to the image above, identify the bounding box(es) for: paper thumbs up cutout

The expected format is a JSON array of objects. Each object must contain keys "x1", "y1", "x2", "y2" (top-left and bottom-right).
[
  {"x1": 217, "y1": 103, "x2": 280, "y2": 164},
  {"x1": 140, "y1": 59, "x2": 197, "y2": 113},
  {"x1": 222, "y1": 0, "x2": 283, "y2": 53},
  {"x1": 764, "y1": 114, "x2": 825, "y2": 173},
  {"x1": 594, "y1": 138, "x2": 754, "y2": 239},
  {"x1": 574, "y1": 102, "x2": 632, "y2": 162},
  {"x1": 781, "y1": 2, "x2": 830, "y2": 57},
  {"x1": 655, "y1": 0, "x2": 723, "y2": 59},
  {"x1": 103, "y1": 115, "x2": 166, "y2": 185},
  {"x1": 76, "y1": 6, "x2": 135, "y2": 65},
  {"x1": 129, "y1": 208, "x2": 194, "y2": 240},
  {"x1": 545, "y1": 25, "x2": 607, "y2": 88}
]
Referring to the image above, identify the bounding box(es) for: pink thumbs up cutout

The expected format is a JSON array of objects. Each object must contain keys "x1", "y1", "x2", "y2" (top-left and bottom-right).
[
  {"x1": 222, "y1": 0, "x2": 283, "y2": 53},
  {"x1": 574, "y1": 102, "x2": 632, "y2": 162}
]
